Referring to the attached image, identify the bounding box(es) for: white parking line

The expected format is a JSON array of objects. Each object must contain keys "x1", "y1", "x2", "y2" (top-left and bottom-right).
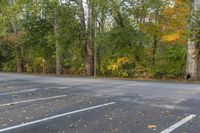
[
  {"x1": 0, "y1": 95, "x2": 68, "y2": 107},
  {"x1": 0, "y1": 102, "x2": 115, "y2": 132},
  {"x1": 57, "y1": 87, "x2": 70, "y2": 90},
  {"x1": 160, "y1": 114, "x2": 196, "y2": 133},
  {"x1": 0, "y1": 86, "x2": 71, "y2": 96},
  {"x1": 0, "y1": 89, "x2": 37, "y2": 96}
]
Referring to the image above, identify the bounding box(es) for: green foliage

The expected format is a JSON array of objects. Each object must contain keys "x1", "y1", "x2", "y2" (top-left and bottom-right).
[
  {"x1": 0, "y1": 0, "x2": 190, "y2": 79},
  {"x1": 2, "y1": 60, "x2": 15, "y2": 72},
  {"x1": 151, "y1": 43, "x2": 186, "y2": 79}
]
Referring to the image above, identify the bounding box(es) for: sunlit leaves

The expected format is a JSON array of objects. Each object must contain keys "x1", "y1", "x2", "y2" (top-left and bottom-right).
[{"x1": 162, "y1": 32, "x2": 181, "y2": 42}]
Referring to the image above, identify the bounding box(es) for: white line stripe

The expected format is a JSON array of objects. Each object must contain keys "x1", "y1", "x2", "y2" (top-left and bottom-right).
[
  {"x1": 44, "y1": 87, "x2": 70, "y2": 90},
  {"x1": 0, "y1": 95, "x2": 68, "y2": 107},
  {"x1": 44, "y1": 87, "x2": 53, "y2": 90},
  {"x1": 0, "y1": 89, "x2": 37, "y2": 96},
  {"x1": 0, "y1": 102, "x2": 115, "y2": 132},
  {"x1": 57, "y1": 87, "x2": 70, "y2": 90},
  {"x1": 160, "y1": 114, "x2": 196, "y2": 133}
]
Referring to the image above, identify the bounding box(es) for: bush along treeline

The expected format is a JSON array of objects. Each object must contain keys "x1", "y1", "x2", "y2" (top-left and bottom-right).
[{"x1": 0, "y1": 0, "x2": 199, "y2": 80}]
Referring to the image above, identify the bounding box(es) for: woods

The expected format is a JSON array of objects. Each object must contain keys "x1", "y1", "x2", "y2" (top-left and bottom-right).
[{"x1": 0, "y1": 0, "x2": 199, "y2": 80}]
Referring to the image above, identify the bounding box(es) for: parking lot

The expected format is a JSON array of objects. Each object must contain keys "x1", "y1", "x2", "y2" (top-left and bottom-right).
[{"x1": 1, "y1": 73, "x2": 200, "y2": 133}]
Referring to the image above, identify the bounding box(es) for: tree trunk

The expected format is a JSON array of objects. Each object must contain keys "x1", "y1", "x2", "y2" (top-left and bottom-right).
[
  {"x1": 13, "y1": 23, "x2": 22, "y2": 73},
  {"x1": 85, "y1": 0, "x2": 95, "y2": 76},
  {"x1": 152, "y1": 35, "x2": 157, "y2": 66},
  {"x1": 55, "y1": 43, "x2": 61, "y2": 75},
  {"x1": 152, "y1": 8, "x2": 159, "y2": 66},
  {"x1": 186, "y1": 0, "x2": 200, "y2": 80},
  {"x1": 54, "y1": 19, "x2": 61, "y2": 76},
  {"x1": 186, "y1": 40, "x2": 199, "y2": 80},
  {"x1": 85, "y1": 44, "x2": 94, "y2": 76},
  {"x1": 15, "y1": 46, "x2": 22, "y2": 73},
  {"x1": 76, "y1": 0, "x2": 96, "y2": 76}
]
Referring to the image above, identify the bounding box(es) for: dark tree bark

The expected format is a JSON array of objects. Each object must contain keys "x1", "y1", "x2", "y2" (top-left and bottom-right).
[
  {"x1": 152, "y1": 8, "x2": 159, "y2": 66},
  {"x1": 152, "y1": 35, "x2": 157, "y2": 66}
]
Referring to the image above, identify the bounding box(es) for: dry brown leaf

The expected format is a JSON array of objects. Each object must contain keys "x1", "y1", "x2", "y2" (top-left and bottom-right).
[{"x1": 147, "y1": 124, "x2": 157, "y2": 129}]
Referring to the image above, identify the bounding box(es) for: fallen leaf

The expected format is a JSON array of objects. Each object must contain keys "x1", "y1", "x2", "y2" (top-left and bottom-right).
[{"x1": 148, "y1": 124, "x2": 157, "y2": 129}]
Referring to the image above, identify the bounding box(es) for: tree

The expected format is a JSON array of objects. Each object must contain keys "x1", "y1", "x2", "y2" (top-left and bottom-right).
[
  {"x1": 6, "y1": 0, "x2": 22, "y2": 72},
  {"x1": 0, "y1": 0, "x2": 193, "y2": 79},
  {"x1": 186, "y1": 0, "x2": 200, "y2": 80},
  {"x1": 53, "y1": 1, "x2": 62, "y2": 75},
  {"x1": 76, "y1": 0, "x2": 96, "y2": 76}
]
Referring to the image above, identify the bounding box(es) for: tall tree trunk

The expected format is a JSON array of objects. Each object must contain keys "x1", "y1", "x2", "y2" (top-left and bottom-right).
[
  {"x1": 85, "y1": 0, "x2": 95, "y2": 76},
  {"x1": 77, "y1": 0, "x2": 95, "y2": 76},
  {"x1": 152, "y1": 35, "x2": 157, "y2": 66},
  {"x1": 8, "y1": 0, "x2": 22, "y2": 73},
  {"x1": 54, "y1": 17, "x2": 61, "y2": 75},
  {"x1": 186, "y1": 0, "x2": 200, "y2": 80},
  {"x1": 152, "y1": 9, "x2": 159, "y2": 66}
]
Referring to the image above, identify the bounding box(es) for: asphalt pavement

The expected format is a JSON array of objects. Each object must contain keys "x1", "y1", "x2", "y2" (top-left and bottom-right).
[{"x1": 1, "y1": 73, "x2": 200, "y2": 133}]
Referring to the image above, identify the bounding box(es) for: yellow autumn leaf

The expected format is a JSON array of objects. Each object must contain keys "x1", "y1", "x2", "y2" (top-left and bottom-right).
[
  {"x1": 163, "y1": 8, "x2": 175, "y2": 16},
  {"x1": 162, "y1": 32, "x2": 181, "y2": 42},
  {"x1": 107, "y1": 57, "x2": 130, "y2": 71}
]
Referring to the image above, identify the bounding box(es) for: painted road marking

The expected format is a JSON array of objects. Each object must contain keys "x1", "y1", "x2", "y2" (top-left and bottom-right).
[
  {"x1": 0, "y1": 86, "x2": 70, "y2": 96},
  {"x1": 0, "y1": 89, "x2": 37, "y2": 96},
  {"x1": 0, "y1": 102, "x2": 115, "y2": 132},
  {"x1": 57, "y1": 87, "x2": 71, "y2": 90},
  {"x1": 160, "y1": 114, "x2": 196, "y2": 133},
  {"x1": 0, "y1": 95, "x2": 68, "y2": 107}
]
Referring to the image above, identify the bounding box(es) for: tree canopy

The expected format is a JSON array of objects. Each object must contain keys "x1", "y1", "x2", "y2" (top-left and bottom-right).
[{"x1": 0, "y1": 0, "x2": 195, "y2": 79}]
